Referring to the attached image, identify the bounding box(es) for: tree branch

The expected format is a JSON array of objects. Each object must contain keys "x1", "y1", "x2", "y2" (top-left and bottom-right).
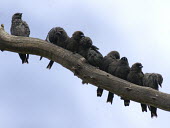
[{"x1": 0, "y1": 24, "x2": 170, "y2": 112}]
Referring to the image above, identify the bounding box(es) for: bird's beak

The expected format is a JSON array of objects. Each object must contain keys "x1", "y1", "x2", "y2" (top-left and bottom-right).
[
  {"x1": 81, "y1": 34, "x2": 85, "y2": 37},
  {"x1": 159, "y1": 84, "x2": 162, "y2": 88},
  {"x1": 139, "y1": 65, "x2": 143, "y2": 68}
]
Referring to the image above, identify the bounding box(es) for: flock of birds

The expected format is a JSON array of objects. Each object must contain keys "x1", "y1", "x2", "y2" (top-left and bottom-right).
[{"x1": 9, "y1": 13, "x2": 163, "y2": 118}]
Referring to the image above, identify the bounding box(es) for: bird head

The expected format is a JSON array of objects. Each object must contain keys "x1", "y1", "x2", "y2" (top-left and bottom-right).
[
  {"x1": 55, "y1": 27, "x2": 68, "y2": 39},
  {"x1": 80, "y1": 37, "x2": 92, "y2": 49},
  {"x1": 131, "y1": 63, "x2": 143, "y2": 72},
  {"x1": 119, "y1": 57, "x2": 129, "y2": 65},
  {"x1": 121, "y1": 57, "x2": 128, "y2": 61},
  {"x1": 107, "y1": 51, "x2": 120, "y2": 59},
  {"x1": 72, "y1": 31, "x2": 85, "y2": 41},
  {"x1": 12, "y1": 13, "x2": 22, "y2": 20}
]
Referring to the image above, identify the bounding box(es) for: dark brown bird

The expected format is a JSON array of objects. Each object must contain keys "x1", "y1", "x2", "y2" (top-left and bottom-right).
[
  {"x1": 143, "y1": 73, "x2": 163, "y2": 118},
  {"x1": 78, "y1": 37, "x2": 93, "y2": 59},
  {"x1": 87, "y1": 48, "x2": 103, "y2": 68},
  {"x1": 66, "y1": 31, "x2": 84, "y2": 53},
  {"x1": 127, "y1": 63, "x2": 147, "y2": 112},
  {"x1": 97, "y1": 51, "x2": 120, "y2": 97},
  {"x1": 10, "y1": 13, "x2": 30, "y2": 64},
  {"x1": 102, "y1": 51, "x2": 120, "y2": 72},
  {"x1": 107, "y1": 57, "x2": 130, "y2": 104},
  {"x1": 40, "y1": 27, "x2": 69, "y2": 69},
  {"x1": 46, "y1": 27, "x2": 69, "y2": 48}
]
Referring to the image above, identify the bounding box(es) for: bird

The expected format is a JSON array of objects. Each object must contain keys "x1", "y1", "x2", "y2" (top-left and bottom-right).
[
  {"x1": 78, "y1": 37, "x2": 93, "y2": 59},
  {"x1": 10, "y1": 13, "x2": 30, "y2": 64},
  {"x1": 78, "y1": 36, "x2": 99, "y2": 59},
  {"x1": 143, "y1": 73, "x2": 163, "y2": 118},
  {"x1": 102, "y1": 51, "x2": 120, "y2": 72},
  {"x1": 87, "y1": 48, "x2": 103, "y2": 68},
  {"x1": 47, "y1": 27, "x2": 69, "y2": 48},
  {"x1": 66, "y1": 31, "x2": 84, "y2": 53},
  {"x1": 78, "y1": 36, "x2": 103, "y2": 67},
  {"x1": 40, "y1": 27, "x2": 69, "y2": 69},
  {"x1": 127, "y1": 63, "x2": 147, "y2": 112},
  {"x1": 107, "y1": 57, "x2": 130, "y2": 104},
  {"x1": 97, "y1": 51, "x2": 120, "y2": 97}
]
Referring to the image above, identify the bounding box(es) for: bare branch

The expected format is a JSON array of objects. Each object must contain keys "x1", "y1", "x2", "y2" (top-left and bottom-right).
[{"x1": 0, "y1": 24, "x2": 170, "y2": 112}]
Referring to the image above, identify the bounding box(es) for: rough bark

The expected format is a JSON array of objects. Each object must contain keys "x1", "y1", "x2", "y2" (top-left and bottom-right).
[{"x1": 0, "y1": 24, "x2": 170, "y2": 112}]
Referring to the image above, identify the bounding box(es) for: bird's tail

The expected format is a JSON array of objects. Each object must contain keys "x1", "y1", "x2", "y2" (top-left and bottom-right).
[
  {"x1": 120, "y1": 97, "x2": 130, "y2": 106},
  {"x1": 26, "y1": 54, "x2": 29, "y2": 63},
  {"x1": 150, "y1": 106, "x2": 157, "y2": 118},
  {"x1": 46, "y1": 61, "x2": 54, "y2": 69},
  {"x1": 124, "y1": 99, "x2": 130, "y2": 106},
  {"x1": 97, "y1": 88, "x2": 103, "y2": 97},
  {"x1": 40, "y1": 56, "x2": 43, "y2": 60},
  {"x1": 107, "y1": 92, "x2": 114, "y2": 104},
  {"x1": 141, "y1": 103, "x2": 147, "y2": 112},
  {"x1": 19, "y1": 53, "x2": 28, "y2": 64}
]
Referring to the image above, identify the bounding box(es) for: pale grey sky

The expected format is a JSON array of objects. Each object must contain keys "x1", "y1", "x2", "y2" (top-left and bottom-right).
[{"x1": 0, "y1": 0, "x2": 170, "y2": 128}]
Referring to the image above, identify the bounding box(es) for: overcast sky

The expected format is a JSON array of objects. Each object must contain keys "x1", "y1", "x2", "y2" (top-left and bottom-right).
[{"x1": 0, "y1": 0, "x2": 170, "y2": 128}]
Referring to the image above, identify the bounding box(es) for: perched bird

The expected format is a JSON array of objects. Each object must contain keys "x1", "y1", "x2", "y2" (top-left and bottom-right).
[
  {"x1": 87, "y1": 48, "x2": 103, "y2": 68},
  {"x1": 78, "y1": 37, "x2": 93, "y2": 59},
  {"x1": 46, "y1": 27, "x2": 69, "y2": 48},
  {"x1": 66, "y1": 31, "x2": 84, "y2": 52},
  {"x1": 91, "y1": 45, "x2": 99, "y2": 52},
  {"x1": 97, "y1": 51, "x2": 120, "y2": 97},
  {"x1": 107, "y1": 57, "x2": 130, "y2": 104},
  {"x1": 105, "y1": 57, "x2": 119, "y2": 103},
  {"x1": 109, "y1": 57, "x2": 130, "y2": 82},
  {"x1": 102, "y1": 51, "x2": 120, "y2": 72},
  {"x1": 78, "y1": 36, "x2": 99, "y2": 59},
  {"x1": 40, "y1": 27, "x2": 69, "y2": 69},
  {"x1": 10, "y1": 13, "x2": 30, "y2": 64},
  {"x1": 127, "y1": 63, "x2": 147, "y2": 112},
  {"x1": 143, "y1": 73, "x2": 163, "y2": 118}
]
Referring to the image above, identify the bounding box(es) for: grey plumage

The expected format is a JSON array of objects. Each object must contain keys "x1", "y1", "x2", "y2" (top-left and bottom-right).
[
  {"x1": 102, "y1": 51, "x2": 120, "y2": 72},
  {"x1": 66, "y1": 31, "x2": 84, "y2": 52},
  {"x1": 46, "y1": 27, "x2": 69, "y2": 48},
  {"x1": 143, "y1": 73, "x2": 163, "y2": 117},
  {"x1": 78, "y1": 36, "x2": 100, "y2": 59},
  {"x1": 87, "y1": 48, "x2": 103, "y2": 68},
  {"x1": 107, "y1": 57, "x2": 130, "y2": 104},
  {"x1": 111, "y1": 57, "x2": 130, "y2": 79},
  {"x1": 127, "y1": 63, "x2": 147, "y2": 112},
  {"x1": 104, "y1": 57, "x2": 119, "y2": 103},
  {"x1": 78, "y1": 37, "x2": 93, "y2": 59},
  {"x1": 41, "y1": 27, "x2": 69, "y2": 69},
  {"x1": 97, "y1": 51, "x2": 120, "y2": 97},
  {"x1": 91, "y1": 45, "x2": 99, "y2": 51},
  {"x1": 143, "y1": 73, "x2": 163, "y2": 90},
  {"x1": 111, "y1": 57, "x2": 130, "y2": 106},
  {"x1": 10, "y1": 13, "x2": 30, "y2": 64}
]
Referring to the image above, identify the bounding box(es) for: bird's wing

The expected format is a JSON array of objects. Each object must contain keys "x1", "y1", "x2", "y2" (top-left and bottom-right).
[
  {"x1": 91, "y1": 45, "x2": 99, "y2": 51},
  {"x1": 143, "y1": 73, "x2": 159, "y2": 90},
  {"x1": 156, "y1": 74, "x2": 163, "y2": 87},
  {"x1": 108, "y1": 60, "x2": 118, "y2": 75},
  {"x1": 22, "y1": 21, "x2": 30, "y2": 37}
]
